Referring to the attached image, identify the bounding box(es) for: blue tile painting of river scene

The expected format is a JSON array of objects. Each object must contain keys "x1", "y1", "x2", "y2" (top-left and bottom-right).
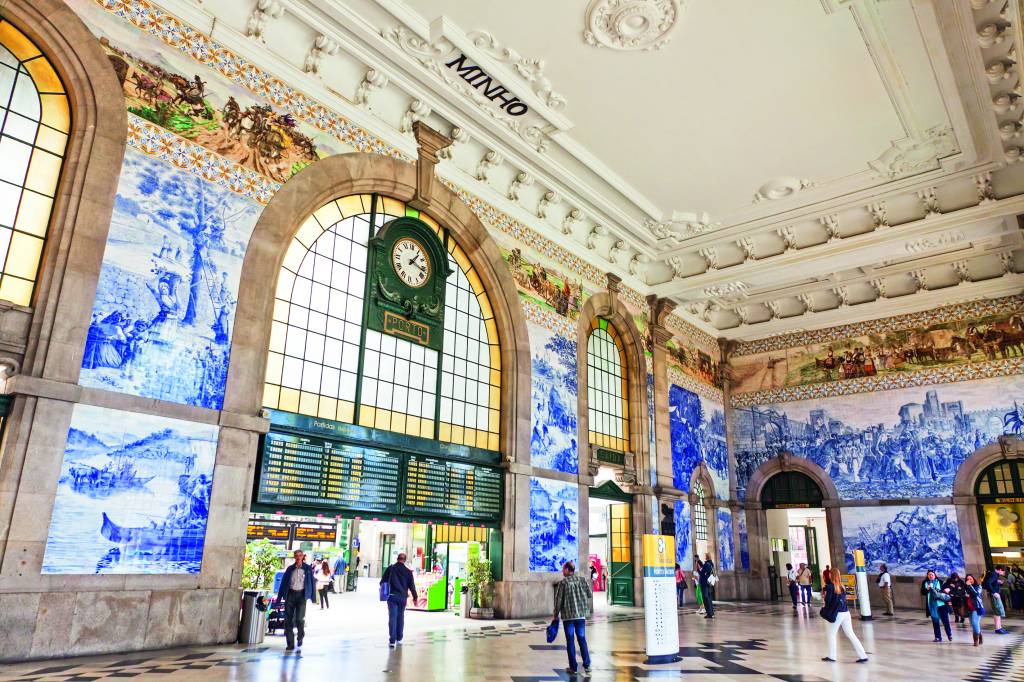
[
  {"x1": 842, "y1": 505, "x2": 965, "y2": 577},
  {"x1": 732, "y1": 374, "x2": 1024, "y2": 500},
  {"x1": 669, "y1": 384, "x2": 728, "y2": 498},
  {"x1": 78, "y1": 149, "x2": 261, "y2": 409},
  {"x1": 529, "y1": 477, "x2": 578, "y2": 572},
  {"x1": 529, "y1": 322, "x2": 578, "y2": 473},
  {"x1": 42, "y1": 404, "x2": 217, "y2": 575}
]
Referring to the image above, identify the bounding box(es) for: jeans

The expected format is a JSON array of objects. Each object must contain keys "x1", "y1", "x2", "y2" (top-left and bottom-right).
[
  {"x1": 931, "y1": 604, "x2": 952, "y2": 639},
  {"x1": 319, "y1": 586, "x2": 330, "y2": 608},
  {"x1": 969, "y1": 610, "x2": 982, "y2": 635},
  {"x1": 788, "y1": 582, "x2": 799, "y2": 606},
  {"x1": 826, "y1": 611, "x2": 867, "y2": 660},
  {"x1": 676, "y1": 583, "x2": 685, "y2": 607},
  {"x1": 283, "y1": 589, "x2": 307, "y2": 648},
  {"x1": 800, "y1": 584, "x2": 812, "y2": 604},
  {"x1": 563, "y1": 619, "x2": 591, "y2": 672},
  {"x1": 387, "y1": 595, "x2": 407, "y2": 643}
]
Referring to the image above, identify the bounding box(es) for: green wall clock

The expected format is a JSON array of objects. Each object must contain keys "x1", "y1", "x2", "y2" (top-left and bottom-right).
[{"x1": 366, "y1": 216, "x2": 452, "y2": 352}]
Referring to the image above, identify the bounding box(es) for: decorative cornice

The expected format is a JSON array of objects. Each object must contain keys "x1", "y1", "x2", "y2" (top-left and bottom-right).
[
  {"x1": 668, "y1": 370, "x2": 724, "y2": 403},
  {"x1": 465, "y1": 30, "x2": 566, "y2": 111}
]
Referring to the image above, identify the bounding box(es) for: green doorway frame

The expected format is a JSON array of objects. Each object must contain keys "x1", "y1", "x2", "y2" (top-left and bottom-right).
[{"x1": 590, "y1": 480, "x2": 634, "y2": 606}]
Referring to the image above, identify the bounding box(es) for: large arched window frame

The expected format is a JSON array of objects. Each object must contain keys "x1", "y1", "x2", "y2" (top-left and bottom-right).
[
  {"x1": 0, "y1": 19, "x2": 69, "y2": 306},
  {"x1": 693, "y1": 479, "x2": 708, "y2": 542},
  {"x1": 586, "y1": 317, "x2": 629, "y2": 453},
  {"x1": 262, "y1": 193, "x2": 502, "y2": 451}
]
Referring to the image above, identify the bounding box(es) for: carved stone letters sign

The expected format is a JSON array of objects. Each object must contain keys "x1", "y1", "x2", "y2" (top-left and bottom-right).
[{"x1": 444, "y1": 53, "x2": 529, "y2": 116}]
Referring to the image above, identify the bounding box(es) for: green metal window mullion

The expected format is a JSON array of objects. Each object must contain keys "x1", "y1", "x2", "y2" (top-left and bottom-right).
[
  {"x1": 352, "y1": 193, "x2": 379, "y2": 426},
  {"x1": 432, "y1": 230, "x2": 450, "y2": 441}
]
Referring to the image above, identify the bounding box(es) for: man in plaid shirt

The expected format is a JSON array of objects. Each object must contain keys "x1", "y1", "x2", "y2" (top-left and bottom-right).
[{"x1": 553, "y1": 561, "x2": 593, "y2": 676}]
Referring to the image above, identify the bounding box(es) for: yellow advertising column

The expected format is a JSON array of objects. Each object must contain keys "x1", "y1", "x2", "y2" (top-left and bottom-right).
[{"x1": 642, "y1": 535, "x2": 681, "y2": 664}]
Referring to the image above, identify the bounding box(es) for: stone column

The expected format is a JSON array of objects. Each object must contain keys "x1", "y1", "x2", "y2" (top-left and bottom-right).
[{"x1": 646, "y1": 296, "x2": 677, "y2": 493}]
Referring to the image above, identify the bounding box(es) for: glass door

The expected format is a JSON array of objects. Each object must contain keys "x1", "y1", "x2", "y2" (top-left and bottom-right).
[
  {"x1": 805, "y1": 526, "x2": 821, "y2": 592},
  {"x1": 379, "y1": 533, "x2": 395, "y2": 575},
  {"x1": 608, "y1": 503, "x2": 634, "y2": 606}
]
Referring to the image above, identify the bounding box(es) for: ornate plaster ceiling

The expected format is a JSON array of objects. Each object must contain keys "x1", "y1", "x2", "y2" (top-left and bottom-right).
[{"x1": 155, "y1": 0, "x2": 1024, "y2": 341}]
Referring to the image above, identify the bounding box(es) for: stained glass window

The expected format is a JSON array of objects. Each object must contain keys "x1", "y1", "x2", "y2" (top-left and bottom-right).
[
  {"x1": 694, "y1": 480, "x2": 708, "y2": 541},
  {"x1": 0, "y1": 20, "x2": 69, "y2": 306},
  {"x1": 586, "y1": 318, "x2": 629, "y2": 452},
  {"x1": 263, "y1": 194, "x2": 501, "y2": 450}
]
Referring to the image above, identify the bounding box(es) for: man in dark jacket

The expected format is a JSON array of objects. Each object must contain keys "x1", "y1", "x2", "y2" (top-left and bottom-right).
[
  {"x1": 698, "y1": 553, "x2": 716, "y2": 619},
  {"x1": 276, "y1": 550, "x2": 316, "y2": 651},
  {"x1": 380, "y1": 552, "x2": 418, "y2": 647}
]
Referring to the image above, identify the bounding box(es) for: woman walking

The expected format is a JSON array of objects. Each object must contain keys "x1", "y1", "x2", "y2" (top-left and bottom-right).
[
  {"x1": 965, "y1": 574, "x2": 985, "y2": 646},
  {"x1": 820, "y1": 570, "x2": 868, "y2": 664},
  {"x1": 315, "y1": 559, "x2": 332, "y2": 609},
  {"x1": 923, "y1": 570, "x2": 953, "y2": 642},
  {"x1": 943, "y1": 572, "x2": 967, "y2": 625}
]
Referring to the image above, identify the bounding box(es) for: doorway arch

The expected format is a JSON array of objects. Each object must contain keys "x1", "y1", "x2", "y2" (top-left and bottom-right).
[
  {"x1": 743, "y1": 454, "x2": 843, "y2": 601},
  {"x1": 952, "y1": 437, "x2": 1024, "y2": 575},
  {"x1": 688, "y1": 462, "x2": 719, "y2": 571}
]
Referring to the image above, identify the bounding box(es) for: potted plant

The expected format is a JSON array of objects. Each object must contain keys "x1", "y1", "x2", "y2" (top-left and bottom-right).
[
  {"x1": 466, "y1": 553, "x2": 495, "y2": 619},
  {"x1": 241, "y1": 538, "x2": 280, "y2": 590}
]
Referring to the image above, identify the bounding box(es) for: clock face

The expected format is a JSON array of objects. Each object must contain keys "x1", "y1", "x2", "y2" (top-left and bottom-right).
[{"x1": 391, "y1": 237, "x2": 430, "y2": 288}]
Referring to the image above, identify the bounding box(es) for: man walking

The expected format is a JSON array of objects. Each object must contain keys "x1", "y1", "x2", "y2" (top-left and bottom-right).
[
  {"x1": 554, "y1": 561, "x2": 592, "y2": 677},
  {"x1": 878, "y1": 563, "x2": 894, "y2": 615},
  {"x1": 380, "y1": 552, "x2": 418, "y2": 647},
  {"x1": 276, "y1": 549, "x2": 315, "y2": 652},
  {"x1": 786, "y1": 563, "x2": 799, "y2": 609}
]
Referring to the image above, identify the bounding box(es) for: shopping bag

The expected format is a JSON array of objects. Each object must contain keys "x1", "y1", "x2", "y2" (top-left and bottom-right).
[
  {"x1": 545, "y1": 619, "x2": 560, "y2": 643},
  {"x1": 379, "y1": 581, "x2": 390, "y2": 601}
]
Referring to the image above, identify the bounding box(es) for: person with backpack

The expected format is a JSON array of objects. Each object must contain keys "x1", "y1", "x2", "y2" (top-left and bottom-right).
[
  {"x1": 965, "y1": 574, "x2": 985, "y2": 646},
  {"x1": 820, "y1": 569, "x2": 868, "y2": 664},
  {"x1": 674, "y1": 563, "x2": 688, "y2": 608},
  {"x1": 698, "y1": 553, "x2": 716, "y2": 619},
  {"x1": 380, "y1": 552, "x2": 418, "y2": 648},
  {"x1": 877, "y1": 563, "x2": 894, "y2": 615}
]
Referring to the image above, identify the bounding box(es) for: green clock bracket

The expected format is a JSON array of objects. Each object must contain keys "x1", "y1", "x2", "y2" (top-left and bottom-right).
[{"x1": 366, "y1": 216, "x2": 453, "y2": 352}]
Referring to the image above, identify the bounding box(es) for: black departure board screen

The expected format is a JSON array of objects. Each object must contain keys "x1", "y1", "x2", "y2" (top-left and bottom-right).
[
  {"x1": 258, "y1": 432, "x2": 401, "y2": 512},
  {"x1": 404, "y1": 455, "x2": 502, "y2": 520}
]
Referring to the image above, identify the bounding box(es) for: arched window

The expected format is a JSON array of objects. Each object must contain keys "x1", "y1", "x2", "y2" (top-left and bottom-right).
[
  {"x1": 0, "y1": 19, "x2": 69, "y2": 306},
  {"x1": 586, "y1": 318, "x2": 629, "y2": 452},
  {"x1": 760, "y1": 471, "x2": 824, "y2": 508},
  {"x1": 262, "y1": 194, "x2": 501, "y2": 450},
  {"x1": 693, "y1": 479, "x2": 708, "y2": 542},
  {"x1": 975, "y1": 459, "x2": 1024, "y2": 497}
]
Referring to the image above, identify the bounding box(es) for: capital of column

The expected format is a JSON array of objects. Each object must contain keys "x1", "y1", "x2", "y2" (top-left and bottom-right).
[{"x1": 409, "y1": 122, "x2": 453, "y2": 210}]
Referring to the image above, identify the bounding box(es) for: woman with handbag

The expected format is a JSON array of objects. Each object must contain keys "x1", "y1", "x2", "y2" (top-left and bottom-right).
[
  {"x1": 923, "y1": 570, "x2": 953, "y2": 642},
  {"x1": 965, "y1": 574, "x2": 985, "y2": 646},
  {"x1": 942, "y1": 572, "x2": 967, "y2": 624},
  {"x1": 698, "y1": 553, "x2": 716, "y2": 619},
  {"x1": 820, "y1": 570, "x2": 868, "y2": 664}
]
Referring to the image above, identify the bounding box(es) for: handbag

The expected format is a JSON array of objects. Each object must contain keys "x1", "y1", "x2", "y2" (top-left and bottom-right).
[
  {"x1": 546, "y1": 619, "x2": 560, "y2": 643},
  {"x1": 708, "y1": 574, "x2": 718, "y2": 586}
]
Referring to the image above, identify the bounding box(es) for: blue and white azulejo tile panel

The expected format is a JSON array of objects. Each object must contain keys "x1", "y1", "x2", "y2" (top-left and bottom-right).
[
  {"x1": 42, "y1": 404, "x2": 218, "y2": 574},
  {"x1": 78, "y1": 148, "x2": 261, "y2": 409},
  {"x1": 529, "y1": 477, "x2": 579, "y2": 572},
  {"x1": 669, "y1": 384, "x2": 728, "y2": 498},
  {"x1": 528, "y1": 321, "x2": 579, "y2": 474},
  {"x1": 842, "y1": 504, "x2": 965, "y2": 578},
  {"x1": 717, "y1": 508, "x2": 734, "y2": 572}
]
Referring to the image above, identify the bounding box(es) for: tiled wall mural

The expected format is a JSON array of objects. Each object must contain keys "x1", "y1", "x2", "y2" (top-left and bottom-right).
[
  {"x1": 737, "y1": 513, "x2": 749, "y2": 571},
  {"x1": 842, "y1": 505, "x2": 965, "y2": 577},
  {"x1": 529, "y1": 477, "x2": 579, "y2": 572},
  {"x1": 669, "y1": 385, "x2": 729, "y2": 499},
  {"x1": 529, "y1": 322, "x2": 579, "y2": 474},
  {"x1": 717, "y1": 509, "x2": 734, "y2": 572},
  {"x1": 78, "y1": 149, "x2": 260, "y2": 408},
  {"x1": 674, "y1": 498, "x2": 692, "y2": 571},
  {"x1": 731, "y1": 296, "x2": 1024, "y2": 395},
  {"x1": 732, "y1": 374, "x2": 1024, "y2": 500},
  {"x1": 504, "y1": 247, "x2": 585, "y2": 320},
  {"x1": 42, "y1": 404, "x2": 217, "y2": 574}
]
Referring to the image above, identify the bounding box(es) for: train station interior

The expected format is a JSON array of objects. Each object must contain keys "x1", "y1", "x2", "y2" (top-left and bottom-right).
[{"x1": 1, "y1": 0, "x2": 1024, "y2": 679}]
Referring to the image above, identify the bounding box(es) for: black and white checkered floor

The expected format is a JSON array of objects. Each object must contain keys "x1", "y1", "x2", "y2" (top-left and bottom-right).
[{"x1": 0, "y1": 602, "x2": 1019, "y2": 681}]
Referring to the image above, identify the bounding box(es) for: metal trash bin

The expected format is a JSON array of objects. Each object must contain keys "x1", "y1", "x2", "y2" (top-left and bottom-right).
[
  {"x1": 460, "y1": 585, "x2": 471, "y2": 618},
  {"x1": 238, "y1": 590, "x2": 269, "y2": 644}
]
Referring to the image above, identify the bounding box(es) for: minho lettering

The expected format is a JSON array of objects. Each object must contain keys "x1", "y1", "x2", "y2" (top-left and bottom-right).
[{"x1": 444, "y1": 53, "x2": 529, "y2": 117}]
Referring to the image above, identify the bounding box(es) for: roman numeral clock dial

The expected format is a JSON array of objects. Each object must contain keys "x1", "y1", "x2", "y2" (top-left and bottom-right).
[{"x1": 391, "y1": 237, "x2": 431, "y2": 288}]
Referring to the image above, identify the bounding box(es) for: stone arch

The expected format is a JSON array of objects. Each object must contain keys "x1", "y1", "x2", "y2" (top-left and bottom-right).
[
  {"x1": 742, "y1": 453, "x2": 844, "y2": 598},
  {"x1": 3, "y1": 0, "x2": 127, "y2": 380},
  {"x1": 951, "y1": 436, "x2": 1024, "y2": 575},
  {"x1": 576, "y1": 290, "x2": 649, "y2": 482},
  {"x1": 223, "y1": 152, "x2": 530, "y2": 462},
  {"x1": 688, "y1": 462, "x2": 719, "y2": 566}
]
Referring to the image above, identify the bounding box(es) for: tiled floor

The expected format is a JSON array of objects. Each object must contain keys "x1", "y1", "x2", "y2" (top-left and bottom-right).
[{"x1": 0, "y1": 602, "x2": 1020, "y2": 682}]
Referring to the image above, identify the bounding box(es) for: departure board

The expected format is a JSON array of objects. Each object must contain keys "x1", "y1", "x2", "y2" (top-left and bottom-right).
[
  {"x1": 258, "y1": 432, "x2": 401, "y2": 512},
  {"x1": 404, "y1": 455, "x2": 502, "y2": 520}
]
